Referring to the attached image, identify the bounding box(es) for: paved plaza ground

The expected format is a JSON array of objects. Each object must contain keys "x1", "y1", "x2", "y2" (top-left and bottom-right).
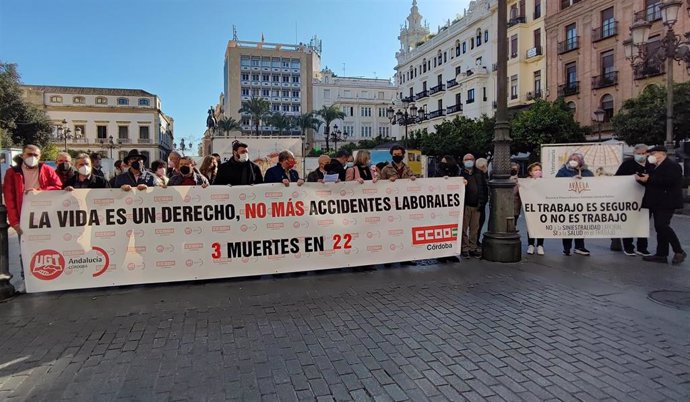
[{"x1": 1, "y1": 217, "x2": 690, "y2": 401}]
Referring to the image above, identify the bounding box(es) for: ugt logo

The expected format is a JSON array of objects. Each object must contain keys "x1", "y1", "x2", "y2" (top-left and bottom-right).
[
  {"x1": 568, "y1": 181, "x2": 590, "y2": 194},
  {"x1": 30, "y1": 249, "x2": 65, "y2": 280}
]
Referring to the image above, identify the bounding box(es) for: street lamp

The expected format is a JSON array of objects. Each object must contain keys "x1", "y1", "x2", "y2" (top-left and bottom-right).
[
  {"x1": 99, "y1": 135, "x2": 121, "y2": 159},
  {"x1": 173, "y1": 138, "x2": 193, "y2": 155},
  {"x1": 625, "y1": 0, "x2": 690, "y2": 154},
  {"x1": 593, "y1": 108, "x2": 606, "y2": 142},
  {"x1": 56, "y1": 119, "x2": 73, "y2": 152},
  {"x1": 386, "y1": 101, "x2": 426, "y2": 148},
  {"x1": 482, "y1": 0, "x2": 521, "y2": 262},
  {"x1": 330, "y1": 124, "x2": 349, "y2": 151}
]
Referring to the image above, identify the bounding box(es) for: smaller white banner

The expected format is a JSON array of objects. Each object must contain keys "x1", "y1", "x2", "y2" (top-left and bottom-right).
[{"x1": 518, "y1": 176, "x2": 649, "y2": 239}]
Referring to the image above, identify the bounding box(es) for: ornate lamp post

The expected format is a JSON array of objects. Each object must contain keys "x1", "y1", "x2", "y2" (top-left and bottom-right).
[
  {"x1": 330, "y1": 124, "x2": 349, "y2": 151},
  {"x1": 173, "y1": 138, "x2": 193, "y2": 156},
  {"x1": 56, "y1": 119, "x2": 73, "y2": 152},
  {"x1": 482, "y1": 0, "x2": 521, "y2": 262},
  {"x1": 625, "y1": 0, "x2": 690, "y2": 154},
  {"x1": 593, "y1": 107, "x2": 606, "y2": 142},
  {"x1": 99, "y1": 135, "x2": 121, "y2": 159},
  {"x1": 386, "y1": 102, "x2": 426, "y2": 148}
]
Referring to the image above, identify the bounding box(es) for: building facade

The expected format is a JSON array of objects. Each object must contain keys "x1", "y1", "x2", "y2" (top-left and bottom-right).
[
  {"x1": 507, "y1": 0, "x2": 547, "y2": 110},
  {"x1": 545, "y1": 0, "x2": 690, "y2": 139},
  {"x1": 222, "y1": 37, "x2": 321, "y2": 135},
  {"x1": 21, "y1": 85, "x2": 174, "y2": 163},
  {"x1": 312, "y1": 68, "x2": 398, "y2": 148},
  {"x1": 394, "y1": 0, "x2": 498, "y2": 135}
]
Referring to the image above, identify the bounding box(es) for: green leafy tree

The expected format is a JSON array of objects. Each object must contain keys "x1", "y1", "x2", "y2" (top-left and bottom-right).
[
  {"x1": 268, "y1": 112, "x2": 295, "y2": 136},
  {"x1": 316, "y1": 105, "x2": 345, "y2": 152},
  {"x1": 510, "y1": 98, "x2": 586, "y2": 161},
  {"x1": 217, "y1": 116, "x2": 241, "y2": 136},
  {"x1": 612, "y1": 83, "x2": 690, "y2": 146},
  {"x1": 294, "y1": 112, "x2": 320, "y2": 146},
  {"x1": 418, "y1": 116, "x2": 493, "y2": 157},
  {"x1": 0, "y1": 62, "x2": 52, "y2": 148},
  {"x1": 238, "y1": 96, "x2": 270, "y2": 135}
]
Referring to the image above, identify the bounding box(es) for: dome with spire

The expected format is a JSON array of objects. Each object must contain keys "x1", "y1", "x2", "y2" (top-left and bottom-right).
[{"x1": 398, "y1": 0, "x2": 430, "y2": 54}]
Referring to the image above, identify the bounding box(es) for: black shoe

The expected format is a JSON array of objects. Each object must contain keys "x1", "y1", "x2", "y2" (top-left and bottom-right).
[
  {"x1": 461, "y1": 252, "x2": 470, "y2": 258},
  {"x1": 563, "y1": 250, "x2": 571, "y2": 256},
  {"x1": 574, "y1": 248, "x2": 591, "y2": 256},
  {"x1": 635, "y1": 249, "x2": 652, "y2": 257},
  {"x1": 672, "y1": 251, "x2": 687, "y2": 265},
  {"x1": 623, "y1": 250, "x2": 636, "y2": 257},
  {"x1": 469, "y1": 250, "x2": 482, "y2": 258},
  {"x1": 610, "y1": 239, "x2": 623, "y2": 251},
  {"x1": 643, "y1": 255, "x2": 668, "y2": 263}
]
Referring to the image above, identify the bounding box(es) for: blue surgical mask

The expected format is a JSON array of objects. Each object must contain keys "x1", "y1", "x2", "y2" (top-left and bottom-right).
[
  {"x1": 346, "y1": 162, "x2": 354, "y2": 169},
  {"x1": 464, "y1": 160, "x2": 474, "y2": 169},
  {"x1": 634, "y1": 154, "x2": 646, "y2": 163}
]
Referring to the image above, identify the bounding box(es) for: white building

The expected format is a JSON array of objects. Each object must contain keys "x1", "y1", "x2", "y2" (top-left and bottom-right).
[
  {"x1": 21, "y1": 85, "x2": 174, "y2": 163},
  {"x1": 312, "y1": 68, "x2": 399, "y2": 148},
  {"x1": 394, "y1": 0, "x2": 498, "y2": 134}
]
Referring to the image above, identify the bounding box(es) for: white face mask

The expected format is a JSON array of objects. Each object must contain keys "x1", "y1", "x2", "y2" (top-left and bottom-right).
[
  {"x1": 24, "y1": 156, "x2": 39, "y2": 168},
  {"x1": 647, "y1": 155, "x2": 658, "y2": 165},
  {"x1": 78, "y1": 165, "x2": 91, "y2": 176},
  {"x1": 239, "y1": 153, "x2": 249, "y2": 162},
  {"x1": 568, "y1": 160, "x2": 579, "y2": 168}
]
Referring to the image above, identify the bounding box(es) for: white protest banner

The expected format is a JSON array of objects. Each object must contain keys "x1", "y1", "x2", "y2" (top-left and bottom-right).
[
  {"x1": 541, "y1": 142, "x2": 624, "y2": 177},
  {"x1": 20, "y1": 178, "x2": 464, "y2": 293},
  {"x1": 518, "y1": 176, "x2": 649, "y2": 239}
]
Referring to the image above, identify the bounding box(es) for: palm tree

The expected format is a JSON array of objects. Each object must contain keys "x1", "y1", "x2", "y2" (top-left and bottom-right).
[
  {"x1": 238, "y1": 96, "x2": 270, "y2": 135},
  {"x1": 316, "y1": 105, "x2": 345, "y2": 152},
  {"x1": 217, "y1": 116, "x2": 241, "y2": 137},
  {"x1": 294, "y1": 112, "x2": 320, "y2": 146},
  {"x1": 268, "y1": 113, "x2": 295, "y2": 136}
]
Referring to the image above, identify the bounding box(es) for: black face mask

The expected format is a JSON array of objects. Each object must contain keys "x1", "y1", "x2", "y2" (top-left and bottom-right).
[
  {"x1": 58, "y1": 162, "x2": 70, "y2": 171},
  {"x1": 392, "y1": 155, "x2": 404, "y2": 163},
  {"x1": 511, "y1": 169, "x2": 518, "y2": 176},
  {"x1": 130, "y1": 161, "x2": 142, "y2": 171},
  {"x1": 180, "y1": 165, "x2": 191, "y2": 175}
]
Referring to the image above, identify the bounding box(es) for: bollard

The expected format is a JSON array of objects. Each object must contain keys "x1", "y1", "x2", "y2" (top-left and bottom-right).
[{"x1": 0, "y1": 170, "x2": 17, "y2": 300}]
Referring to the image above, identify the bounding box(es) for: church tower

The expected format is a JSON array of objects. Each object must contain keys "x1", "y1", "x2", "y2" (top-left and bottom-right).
[{"x1": 398, "y1": 0, "x2": 430, "y2": 53}]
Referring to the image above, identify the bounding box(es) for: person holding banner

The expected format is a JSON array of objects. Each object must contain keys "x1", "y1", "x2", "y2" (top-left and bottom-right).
[
  {"x1": 556, "y1": 153, "x2": 593, "y2": 256},
  {"x1": 459, "y1": 153, "x2": 486, "y2": 258},
  {"x1": 380, "y1": 145, "x2": 416, "y2": 181},
  {"x1": 636, "y1": 146, "x2": 686, "y2": 265},
  {"x1": 327, "y1": 149, "x2": 352, "y2": 182},
  {"x1": 213, "y1": 140, "x2": 263, "y2": 186},
  {"x1": 114, "y1": 149, "x2": 157, "y2": 190},
  {"x1": 264, "y1": 150, "x2": 304, "y2": 187},
  {"x1": 307, "y1": 155, "x2": 331, "y2": 183},
  {"x1": 150, "y1": 160, "x2": 169, "y2": 187},
  {"x1": 169, "y1": 156, "x2": 210, "y2": 187},
  {"x1": 614, "y1": 144, "x2": 652, "y2": 257},
  {"x1": 64, "y1": 154, "x2": 110, "y2": 190},
  {"x1": 524, "y1": 162, "x2": 545, "y2": 255},
  {"x1": 346, "y1": 150, "x2": 377, "y2": 183}
]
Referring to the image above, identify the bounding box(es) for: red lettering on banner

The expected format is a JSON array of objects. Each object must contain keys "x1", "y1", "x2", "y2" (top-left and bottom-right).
[
  {"x1": 211, "y1": 193, "x2": 230, "y2": 200},
  {"x1": 156, "y1": 261, "x2": 176, "y2": 268},
  {"x1": 318, "y1": 219, "x2": 334, "y2": 226},
  {"x1": 127, "y1": 246, "x2": 147, "y2": 253},
  {"x1": 411, "y1": 224, "x2": 458, "y2": 245},
  {"x1": 155, "y1": 228, "x2": 175, "y2": 235},
  {"x1": 408, "y1": 213, "x2": 425, "y2": 220},
  {"x1": 95, "y1": 231, "x2": 116, "y2": 238},
  {"x1": 271, "y1": 200, "x2": 305, "y2": 217},
  {"x1": 264, "y1": 192, "x2": 283, "y2": 198},
  {"x1": 245, "y1": 203, "x2": 267, "y2": 219},
  {"x1": 27, "y1": 235, "x2": 51, "y2": 241},
  {"x1": 362, "y1": 188, "x2": 378, "y2": 194},
  {"x1": 267, "y1": 223, "x2": 284, "y2": 230},
  {"x1": 367, "y1": 245, "x2": 383, "y2": 252},
  {"x1": 93, "y1": 198, "x2": 114, "y2": 206},
  {"x1": 212, "y1": 226, "x2": 231, "y2": 233},
  {"x1": 388, "y1": 229, "x2": 404, "y2": 236},
  {"x1": 365, "y1": 217, "x2": 381, "y2": 224},
  {"x1": 184, "y1": 243, "x2": 203, "y2": 251}
]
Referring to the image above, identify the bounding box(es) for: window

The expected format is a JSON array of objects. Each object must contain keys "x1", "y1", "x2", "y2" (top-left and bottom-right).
[
  {"x1": 534, "y1": 0, "x2": 542, "y2": 18},
  {"x1": 117, "y1": 98, "x2": 129, "y2": 105},
  {"x1": 483, "y1": 87, "x2": 487, "y2": 101},
  {"x1": 462, "y1": 42, "x2": 466, "y2": 53},
  {"x1": 510, "y1": 4, "x2": 518, "y2": 19},
  {"x1": 601, "y1": 51, "x2": 614, "y2": 76},
  {"x1": 455, "y1": 66, "x2": 462, "y2": 76},
  {"x1": 510, "y1": 35, "x2": 518, "y2": 58},
  {"x1": 96, "y1": 97, "x2": 107, "y2": 105},
  {"x1": 73, "y1": 96, "x2": 85, "y2": 104},
  {"x1": 645, "y1": 0, "x2": 661, "y2": 21},
  {"x1": 601, "y1": 94, "x2": 614, "y2": 121},
  {"x1": 565, "y1": 23, "x2": 577, "y2": 50},
  {"x1": 565, "y1": 62, "x2": 577, "y2": 86},
  {"x1": 437, "y1": 74, "x2": 443, "y2": 86},
  {"x1": 251, "y1": 89, "x2": 260, "y2": 96},
  {"x1": 510, "y1": 75, "x2": 518, "y2": 99},
  {"x1": 139, "y1": 126, "x2": 149, "y2": 139},
  {"x1": 240, "y1": 56, "x2": 251, "y2": 66},
  {"x1": 455, "y1": 93, "x2": 462, "y2": 105},
  {"x1": 422, "y1": 59, "x2": 427, "y2": 73},
  {"x1": 292, "y1": 90, "x2": 300, "y2": 98},
  {"x1": 437, "y1": 99, "x2": 443, "y2": 111},
  {"x1": 534, "y1": 70, "x2": 542, "y2": 95},
  {"x1": 484, "y1": 31, "x2": 489, "y2": 43},
  {"x1": 241, "y1": 88, "x2": 250, "y2": 96},
  {"x1": 252, "y1": 74, "x2": 259, "y2": 81},
  {"x1": 443, "y1": 51, "x2": 447, "y2": 63},
  {"x1": 272, "y1": 103, "x2": 280, "y2": 112},
  {"x1": 455, "y1": 40, "x2": 461, "y2": 56},
  {"x1": 272, "y1": 75, "x2": 280, "y2": 82},
  {"x1": 282, "y1": 59, "x2": 290, "y2": 68},
  {"x1": 282, "y1": 75, "x2": 290, "y2": 82},
  {"x1": 561, "y1": 0, "x2": 581, "y2": 10},
  {"x1": 50, "y1": 95, "x2": 62, "y2": 103},
  {"x1": 292, "y1": 104, "x2": 300, "y2": 112},
  {"x1": 262, "y1": 74, "x2": 270, "y2": 81},
  {"x1": 281, "y1": 90, "x2": 289, "y2": 97},
  {"x1": 476, "y1": 29, "x2": 482, "y2": 46},
  {"x1": 74, "y1": 124, "x2": 85, "y2": 137},
  {"x1": 601, "y1": 7, "x2": 615, "y2": 38},
  {"x1": 534, "y1": 28, "x2": 542, "y2": 49},
  {"x1": 118, "y1": 126, "x2": 129, "y2": 140},
  {"x1": 241, "y1": 73, "x2": 249, "y2": 81},
  {"x1": 292, "y1": 76, "x2": 300, "y2": 83},
  {"x1": 437, "y1": 50, "x2": 442, "y2": 65},
  {"x1": 262, "y1": 89, "x2": 270, "y2": 97},
  {"x1": 467, "y1": 89, "x2": 475, "y2": 103},
  {"x1": 138, "y1": 98, "x2": 150, "y2": 106},
  {"x1": 470, "y1": 37, "x2": 475, "y2": 49},
  {"x1": 261, "y1": 57, "x2": 271, "y2": 68},
  {"x1": 251, "y1": 57, "x2": 260, "y2": 67},
  {"x1": 97, "y1": 125, "x2": 107, "y2": 139},
  {"x1": 422, "y1": 81, "x2": 427, "y2": 91}
]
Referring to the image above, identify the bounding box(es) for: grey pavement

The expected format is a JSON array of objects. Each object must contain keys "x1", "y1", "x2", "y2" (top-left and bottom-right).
[{"x1": 1, "y1": 216, "x2": 690, "y2": 401}]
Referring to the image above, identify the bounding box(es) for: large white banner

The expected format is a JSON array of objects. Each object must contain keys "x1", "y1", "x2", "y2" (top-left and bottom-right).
[
  {"x1": 20, "y1": 178, "x2": 465, "y2": 293},
  {"x1": 541, "y1": 142, "x2": 624, "y2": 177},
  {"x1": 518, "y1": 176, "x2": 649, "y2": 239}
]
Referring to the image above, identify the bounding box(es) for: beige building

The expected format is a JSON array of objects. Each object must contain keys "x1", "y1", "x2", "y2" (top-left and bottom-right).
[
  {"x1": 21, "y1": 85, "x2": 174, "y2": 163},
  {"x1": 545, "y1": 0, "x2": 690, "y2": 139}
]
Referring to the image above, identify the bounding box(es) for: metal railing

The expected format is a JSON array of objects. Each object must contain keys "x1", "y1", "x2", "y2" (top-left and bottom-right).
[
  {"x1": 557, "y1": 37, "x2": 579, "y2": 54},
  {"x1": 592, "y1": 21, "x2": 617, "y2": 42},
  {"x1": 558, "y1": 81, "x2": 580, "y2": 97},
  {"x1": 446, "y1": 104, "x2": 463, "y2": 114},
  {"x1": 591, "y1": 71, "x2": 618, "y2": 89},
  {"x1": 429, "y1": 84, "x2": 445, "y2": 95},
  {"x1": 415, "y1": 90, "x2": 429, "y2": 100}
]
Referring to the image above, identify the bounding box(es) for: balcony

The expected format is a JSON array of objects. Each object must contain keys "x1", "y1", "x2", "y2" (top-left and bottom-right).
[
  {"x1": 429, "y1": 83, "x2": 445, "y2": 95},
  {"x1": 428, "y1": 109, "x2": 445, "y2": 119},
  {"x1": 507, "y1": 16, "x2": 526, "y2": 27},
  {"x1": 117, "y1": 138, "x2": 131, "y2": 144},
  {"x1": 446, "y1": 104, "x2": 463, "y2": 115},
  {"x1": 526, "y1": 90, "x2": 543, "y2": 100},
  {"x1": 510, "y1": 93, "x2": 519, "y2": 100},
  {"x1": 401, "y1": 96, "x2": 414, "y2": 103},
  {"x1": 634, "y1": 63, "x2": 665, "y2": 80},
  {"x1": 592, "y1": 21, "x2": 617, "y2": 42},
  {"x1": 557, "y1": 37, "x2": 579, "y2": 54},
  {"x1": 447, "y1": 78, "x2": 458, "y2": 89},
  {"x1": 634, "y1": 5, "x2": 662, "y2": 23},
  {"x1": 526, "y1": 46, "x2": 543, "y2": 59},
  {"x1": 591, "y1": 71, "x2": 618, "y2": 89},
  {"x1": 558, "y1": 81, "x2": 580, "y2": 97},
  {"x1": 415, "y1": 90, "x2": 429, "y2": 100},
  {"x1": 137, "y1": 138, "x2": 152, "y2": 144}
]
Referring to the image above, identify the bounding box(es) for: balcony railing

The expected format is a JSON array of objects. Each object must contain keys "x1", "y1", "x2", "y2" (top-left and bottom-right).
[
  {"x1": 447, "y1": 78, "x2": 458, "y2": 89},
  {"x1": 415, "y1": 90, "x2": 429, "y2": 100},
  {"x1": 526, "y1": 46, "x2": 543, "y2": 59},
  {"x1": 429, "y1": 83, "x2": 445, "y2": 95},
  {"x1": 634, "y1": 63, "x2": 665, "y2": 80},
  {"x1": 592, "y1": 71, "x2": 618, "y2": 89},
  {"x1": 117, "y1": 137, "x2": 131, "y2": 144},
  {"x1": 510, "y1": 93, "x2": 519, "y2": 100},
  {"x1": 428, "y1": 109, "x2": 445, "y2": 119},
  {"x1": 507, "y1": 16, "x2": 526, "y2": 27},
  {"x1": 137, "y1": 138, "x2": 152, "y2": 144},
  {"x1": 558, "y1": 82, "x2": 580, "y2": 97},
  {"x1": 446, "y1": 104, "x2": 463, "y2": 115},
  {"x1": 592, "y1": 21, "x2": 617, "y2": 42},
  {"x1": 401, "y1": 96, "x2": 414, "y2": 103},
  {"x1": 557, "y1": 37, "x2": 579, "y2": 54},
  {"x1": 634, "y1": 4, "x2": 662, "y2": 22}
]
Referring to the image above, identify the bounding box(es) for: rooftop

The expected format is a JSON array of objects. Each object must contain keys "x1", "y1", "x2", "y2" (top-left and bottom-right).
[{"x1": 21, "y1": 85, "x2": 156, "y2": 97}]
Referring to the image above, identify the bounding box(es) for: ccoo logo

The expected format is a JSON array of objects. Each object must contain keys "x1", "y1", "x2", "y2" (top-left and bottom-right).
[
  {"x1": 412, "y1": 224, "x2": 458, "y2": 245},
  {"x1": 30, "y1": 249, "x2": 65, "y2": 280}
]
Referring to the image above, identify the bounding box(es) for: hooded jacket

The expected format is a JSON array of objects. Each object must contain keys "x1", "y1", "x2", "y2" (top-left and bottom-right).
[{"x1": 3, "y1": 163, "x2": 62, "y2": 227}]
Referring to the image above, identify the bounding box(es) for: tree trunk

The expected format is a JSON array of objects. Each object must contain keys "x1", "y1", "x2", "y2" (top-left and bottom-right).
[{"x1": 324, "y1": 123, "x2": 331, "y2": 152}]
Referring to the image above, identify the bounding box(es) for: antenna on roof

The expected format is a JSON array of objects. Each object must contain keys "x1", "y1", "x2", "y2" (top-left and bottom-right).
[{"x1": 232, "y1": 25, "x2": 238, "y2": 41}]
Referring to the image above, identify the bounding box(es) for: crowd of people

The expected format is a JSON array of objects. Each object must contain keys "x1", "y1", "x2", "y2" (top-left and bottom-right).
[{"x1": 2, "y1": 140, "x2": 686, "y2": 282}]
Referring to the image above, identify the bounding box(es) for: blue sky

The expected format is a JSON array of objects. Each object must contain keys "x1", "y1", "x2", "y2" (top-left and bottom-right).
[{"x1": 0, "y1": 0, "x2": 469, "y2": 146}]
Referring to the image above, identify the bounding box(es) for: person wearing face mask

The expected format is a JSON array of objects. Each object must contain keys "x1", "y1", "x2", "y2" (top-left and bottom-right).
[
  {"x1": 475, "y1": 158, "x2": 490, "y2": 246},
  {"x1": 436, "y1": 155, "x2": 460, "y2": 178},
  {"x1": 556, "y1": 153, "x2": 594, "y2": 256},
  {"x1": 307, "y1": 155, "x2": 331, "y2": 183},
  {"x1": 55, "y1": 152, "x2": 77, "y2": 188},
  {"x1": 150, "y1": 160, "x2": 169, "y2": 187},
  {"x1": 169, "y1": 156, "x2": 210, "y2": 187},
  {"x1": 346, "y1": 150, "x2": 378, "y2": 184},
  {"x1": 264, "y1": 150, "x2": 304, "y2": 187},
  {"x1": 114, "y1": 149, "x2": 156, "y2": 191},
  {"x1": 3, "y1": 144, "x2": 62, "y2": 254},
  {"x1": 612, "y1": 144, "x2": 653, "y2": 256},
  {"x1": 198, "y1": 155, "x2": 218, "y2": 184},
  {"x1": 64, "y1": 154, "x2": 110, "y2": 190},
  {"x1": 459, "y1": 153, "x2": 488, "y2": 258},
  {"x1": 379, "y1": 145, "x2": 416, "y2": 181},
  {"x1": 167, "y1": 151, "x2": 181, "y2": 178},
  {"x1": 525, "y1": 162, "x2": 545, "y2": 255},
  {"x1": 214, "y1": 140, "x2": 263, "y2": 186},
  {"x1": 636, "y1": 145, "x2": 686, "y2": 265},
  {"x1": 326, "y1": 149, "x2": 352, "y2": 182},
  {"x1": 90, "y1": 153, "x2": 105, "y2": 178}
]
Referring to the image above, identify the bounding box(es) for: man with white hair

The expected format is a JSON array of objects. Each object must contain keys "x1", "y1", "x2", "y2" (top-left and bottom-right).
[
  {"x1": 613, "y1": 144, "x2": 652, "y2": 256},
  {"x1": 55, "y1": 152, "x2": 77, "y2": 188},
  {"x1": 307, "y1": 155, "x2": 331, "y2": 182}
]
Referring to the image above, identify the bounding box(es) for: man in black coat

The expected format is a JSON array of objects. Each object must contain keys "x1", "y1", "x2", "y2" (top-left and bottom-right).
[
  {"x1": 326, "y1": 149, "x2": 352, "y2": 182},
  {"x1": 613, "y1": 144, "x2": 653, "y2": 256},
  {"x1": 213, "y1": 140, "x2": 263, "y2": 186},
  {"x1": 635, "y1": 145, "x2": 686, "y2": 265}
]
